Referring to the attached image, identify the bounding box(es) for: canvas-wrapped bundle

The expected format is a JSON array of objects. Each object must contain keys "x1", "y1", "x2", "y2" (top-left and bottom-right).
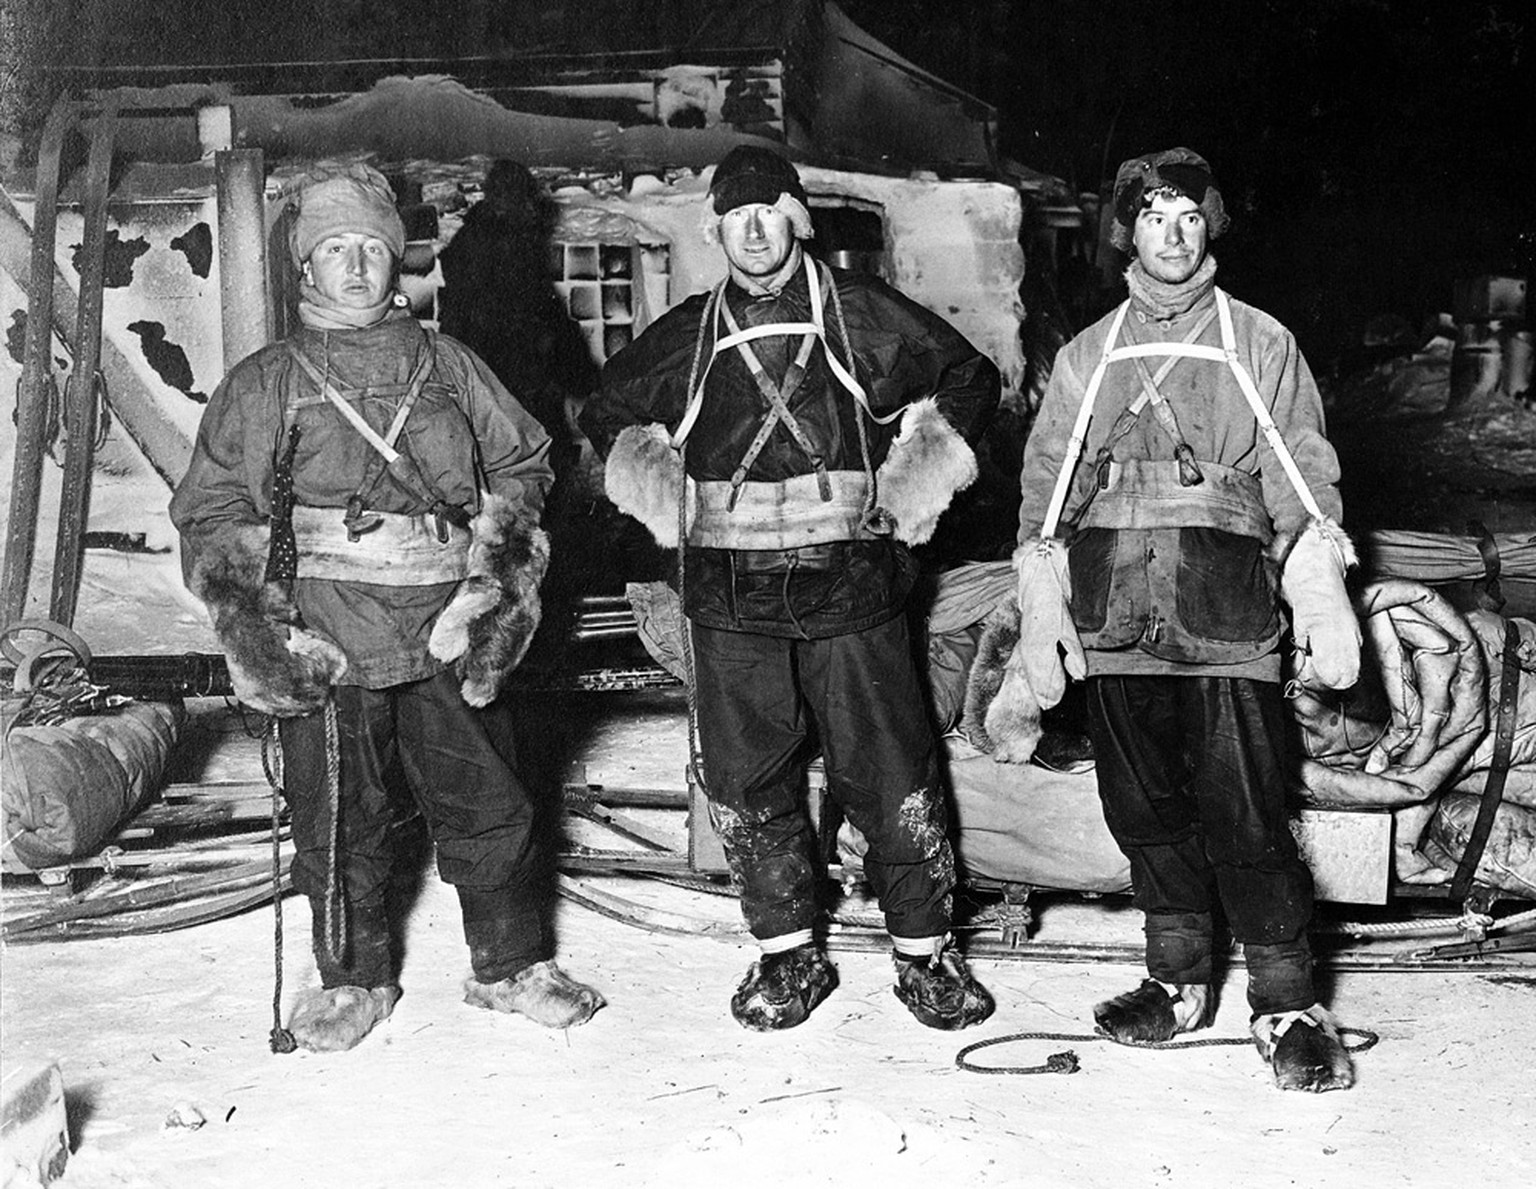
[{"x1": 2, "y1": 700, "x2": 182, "y2": 870}]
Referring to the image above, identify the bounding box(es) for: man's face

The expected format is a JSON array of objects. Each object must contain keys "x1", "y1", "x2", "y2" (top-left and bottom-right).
[
  {"x1": 1132, "y1": 192, "x2": 1208, "y2": 284},
  {"x1": 719, "y1": 203, "x2": 799, "y2": 286},
  {"x1": 305, "y1": 232, "x2": 395, "y2": 309}
]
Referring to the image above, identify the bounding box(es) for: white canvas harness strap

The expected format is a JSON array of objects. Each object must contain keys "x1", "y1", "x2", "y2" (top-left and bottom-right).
[
  {"x1": 669, "y1": 254, "x2": 896, "y2": 451},
  {"x1": 1212, "y1": 288, "x2": 1326, "y2": 523},
  {"x1": 1039, "y1": 289, "x2": 1324, "y2": 539}
]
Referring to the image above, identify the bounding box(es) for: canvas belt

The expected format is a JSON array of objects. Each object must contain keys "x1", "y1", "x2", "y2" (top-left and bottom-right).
[
  {"x1": 291, "y1": 505, "x2": 470, "y2": 585},
  {"x1": 1079, "y1": 459, "x2": 1273, "y2": 543},
  {"x1": 689, "y1": 471, "x2": 874, "y2": 550}
]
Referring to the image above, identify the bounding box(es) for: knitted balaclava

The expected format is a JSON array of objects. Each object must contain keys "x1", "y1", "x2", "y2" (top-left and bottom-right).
[
  {"x1": 289, "y1": 161, "x2": 407, "y2": 266},
  {"x1": 701, "y1": 145, "x2": 814, "y2": 243},
  {"x1": 1109, "y1": 147, "x2": 1229, "y2": 253}
]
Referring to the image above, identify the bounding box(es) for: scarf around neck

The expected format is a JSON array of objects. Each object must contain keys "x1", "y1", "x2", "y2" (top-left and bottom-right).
[
  {"x1": 296, "y1": 279, "x2": 400, "y2": 330},
  {"x1": 1124, "y1": 254, "x2": 1218, "y2": 321}
]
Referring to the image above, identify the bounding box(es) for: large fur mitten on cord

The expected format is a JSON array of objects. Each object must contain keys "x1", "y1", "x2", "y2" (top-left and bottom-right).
[
  {"x1": 429, "y1": 494, "x2": 550, "y2": 707},
  {"x1": 872, "y1": 398, "x2": 978, "y2": 546},
  {"x1": 604, "y1": 423, "x2": 685, "y2": 548},
  {"x1": 190, "y1": 525, "x2": 348, "y2": 717}
]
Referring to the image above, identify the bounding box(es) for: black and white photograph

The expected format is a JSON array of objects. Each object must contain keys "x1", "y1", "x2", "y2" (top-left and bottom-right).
[{"x1": 1, "y1": 3, "x2": 1532, "y2": 1186}]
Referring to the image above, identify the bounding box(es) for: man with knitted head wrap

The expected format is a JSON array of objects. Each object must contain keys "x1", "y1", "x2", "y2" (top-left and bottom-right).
[
  {"x1": 172, "y1": 161, "x2": 603, "y2": 1052},
  {"x1": 582, "y1": 144, "x2": 1000, "y2": 1033},
  {"x1": 1012, "y1": 147, "x2": 1360, "y2": 1091}
]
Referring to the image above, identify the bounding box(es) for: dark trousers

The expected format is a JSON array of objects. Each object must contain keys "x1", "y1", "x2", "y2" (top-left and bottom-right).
[
  {"x1": 279, "y1": 669, "x2": 548, "y2": 982},
  {"x1": 1085, "y1": 675, "x2": 1316, "y2": 1015},
  {"x1": 691, "y1": 615, "x2": 955, "y2": 941}
]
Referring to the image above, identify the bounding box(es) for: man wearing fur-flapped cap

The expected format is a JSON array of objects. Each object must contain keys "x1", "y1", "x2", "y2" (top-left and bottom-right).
[
  {"x1": 171, "y1": 161, "x2": 603, "y2": 1051},
  {"x1": 1009, "y1": 147, "x2": 1360, "y2": 1090},
  {"x1": 581, "y1": 145, "x2": 1000, "y2": 1033}
]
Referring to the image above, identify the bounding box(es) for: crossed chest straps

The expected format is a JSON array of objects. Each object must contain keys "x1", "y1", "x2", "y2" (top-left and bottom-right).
[
  {"x1": 671, "y1": 254, "x2": 902, "y2": 513},
  {"x1": 283, "y1": 336, "x2": 469, "y2": 542},
  {"x1": 1041, "y1": 287, "x2": 1326, "y2": 541}
]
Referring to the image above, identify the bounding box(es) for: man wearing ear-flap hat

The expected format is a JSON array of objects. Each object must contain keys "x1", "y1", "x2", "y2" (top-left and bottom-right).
[
  {"x1": 581, "y1": 145, "x2": 1001, "y2": 1034},
  {"x1": 1012, "y1": 147, "x2": 1361, "y2": 1091},
  {"x1": 171, "y1": 161, "x2": 603, "y2": 1052}
]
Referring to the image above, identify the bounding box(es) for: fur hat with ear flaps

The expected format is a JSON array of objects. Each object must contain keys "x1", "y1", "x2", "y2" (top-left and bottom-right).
[
  {"x1": 701, "y1": 145, "x2": 815, "y2": 243},
  {"x1": 1109, "y1": 147, "x2": 1230, "y2": 253}
]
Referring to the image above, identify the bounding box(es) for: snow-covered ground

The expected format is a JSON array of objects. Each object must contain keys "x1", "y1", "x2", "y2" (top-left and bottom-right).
[{"x1": 5, "y1": 692, "x2": 1536, "y2": 1189}]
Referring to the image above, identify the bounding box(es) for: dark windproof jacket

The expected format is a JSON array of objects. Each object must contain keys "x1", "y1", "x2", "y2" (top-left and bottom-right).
[{"x1": 582, "y1": 257, "x2": 1000, "y2": 639}]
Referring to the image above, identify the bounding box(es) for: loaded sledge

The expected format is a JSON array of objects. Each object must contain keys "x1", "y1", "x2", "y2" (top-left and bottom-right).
[{"x1": 4, "y1": 533, "x2": 1536, "y2": 970}]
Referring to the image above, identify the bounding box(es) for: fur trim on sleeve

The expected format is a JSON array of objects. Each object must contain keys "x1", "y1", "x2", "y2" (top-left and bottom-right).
[
  {"x1": 873, "y1": 398, "x2": 979, "y2": 545},
  {"x1": 428, "y1": 494, "x2": 550, "y2": 707},
  {"x1": 189, "y1": 524, "x2": 347, "y2": 717},
  {"x1": 603, "y1": 423, "x2": 686, "y2": 549}
]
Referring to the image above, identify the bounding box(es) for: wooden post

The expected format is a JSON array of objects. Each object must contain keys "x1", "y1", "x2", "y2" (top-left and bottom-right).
[{"x1": 214, "y1": 148, "x2": 271, "y2": 370}]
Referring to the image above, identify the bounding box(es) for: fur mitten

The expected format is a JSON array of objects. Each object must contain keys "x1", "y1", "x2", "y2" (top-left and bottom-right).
[
  {"x1": 872, "y1": 398, "x2": 978, "y2": 546},
  {"x1": 961, "y1": 602, "x2": 1043, "y2": 763},
  {"x1": 189, "y1": 525, "x2": 347, "y2": 717},
  {"x1": 604, "y1": 423, "x2": 686, "y2": 548},
  {"x1": 1278, "y1": 516, "x2": 1360, "y2": 690},
  {"x1": 429, "y1": 494, "x2": 550, "y2": 707},
  {"x1": 983, "y1": 636, "x2": 1047, "y2": 765}
]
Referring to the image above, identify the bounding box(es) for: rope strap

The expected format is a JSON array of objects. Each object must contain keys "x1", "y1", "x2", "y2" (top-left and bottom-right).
[{"x1": 956, "y1": 1025, "x2": 1379, "y2": 1076}]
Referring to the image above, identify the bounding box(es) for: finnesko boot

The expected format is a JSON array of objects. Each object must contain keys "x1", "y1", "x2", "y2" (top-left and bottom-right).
[{"x1": 1094, "y1": 978, "x2": 1212, "y2": 1044}]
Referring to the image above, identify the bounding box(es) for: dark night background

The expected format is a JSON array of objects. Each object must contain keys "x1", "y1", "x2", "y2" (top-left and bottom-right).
[
  {"x1": 841, "y1": 0, "x2": 1534, "y2": 369},
  {"x1": 1, "y1": 0, "x2": 1532, "y2": 368}
]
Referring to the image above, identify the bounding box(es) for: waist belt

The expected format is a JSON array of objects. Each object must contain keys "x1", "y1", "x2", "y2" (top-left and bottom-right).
[
  {"x1": 292, "y1": 505, "x2": 470, "y2": 585},
  {"x1": 732, "y1": 544, "x2": 842, "y2": 573},
  {"x1": 1080, "y1": 459, "x2": 1273, "y2": 542},
  {"x1": 689, "y1": 471, "x2": 875, "y2": 550}
]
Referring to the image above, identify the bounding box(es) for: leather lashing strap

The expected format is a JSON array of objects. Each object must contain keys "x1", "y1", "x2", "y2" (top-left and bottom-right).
[
  {"x1": 1467, "y1": 519, "x2": 1505, "y2": 612},
  {"x1": 1449, "y1": 620, "x2": 1522, "y2": 900}
]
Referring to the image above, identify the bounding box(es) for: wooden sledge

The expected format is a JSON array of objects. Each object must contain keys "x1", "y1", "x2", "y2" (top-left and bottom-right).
[{"x1": 5, "y1": 578, "x2": 1534, "y2": 970}]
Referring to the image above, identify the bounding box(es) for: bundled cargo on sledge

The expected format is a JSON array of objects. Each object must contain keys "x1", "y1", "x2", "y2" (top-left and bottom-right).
[{"x1": 630, "y1": 528, "x2": 1536, "y2": 902}]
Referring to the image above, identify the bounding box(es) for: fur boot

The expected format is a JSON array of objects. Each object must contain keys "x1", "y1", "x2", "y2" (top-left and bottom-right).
[
  {"x1": 604, "y1": 422, "x2": 686, "y2": 548},
  {"x1": 1094, "y1": 979, "x2": 1213, "y2": 1045},
  {"x1": 286, "y1": 984, "x2": 401, "y2": 1053},
  {"x1": 730, "y1": 944, "x2": 838, "y2": 1031},
  {"x1": 463, "y1": 960, "x2": 606, "y2": 1028},
  {"x1": 892, "y1": 941, "x2": 995, "y2": 1031},
  {"x1": 872, "y1": 398, "x2": 978, "y2": 546},
  {"x1": 429, "y1": 494, "x2": 550, "y2": 707},
  {"x1": 1251, "y1": 1005, "x2": 1356, "y2": 1092},
  {"x1": 1276, "y1": 516, "x2": 1360, "y2": 690},
  {"x1": 189, "y1": 525, "x2": 347, "y2": 717}
]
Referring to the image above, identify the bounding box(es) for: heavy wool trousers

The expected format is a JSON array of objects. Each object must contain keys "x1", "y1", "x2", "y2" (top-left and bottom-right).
[
  {"x1": 1085, "y1": 674, "x2": 1317, "y2": 1015},
  {"x1": 691, "y1": 615, "x2": 956, "y2": 942},
  {"x1": 279, "y1": 669, "x2": 548, "y2": 982}
]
